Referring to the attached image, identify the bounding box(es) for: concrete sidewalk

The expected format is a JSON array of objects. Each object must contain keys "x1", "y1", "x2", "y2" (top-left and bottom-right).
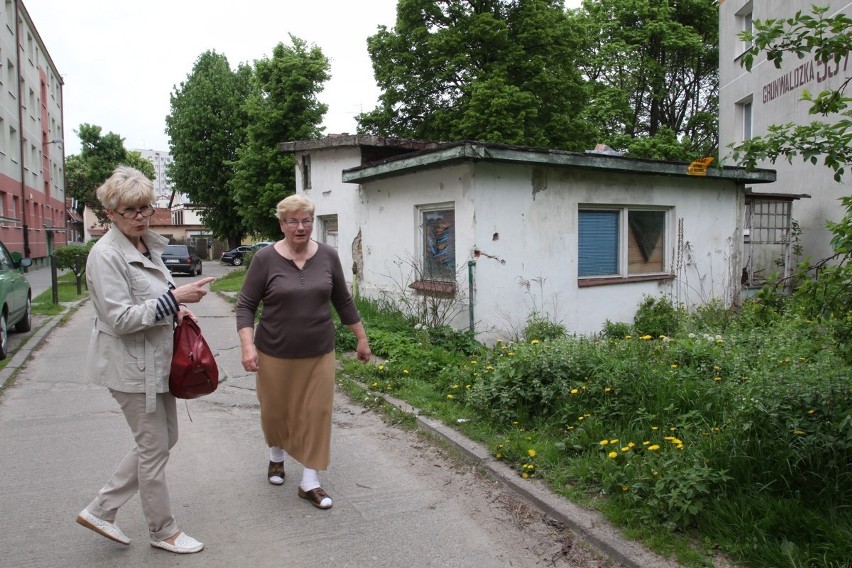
[{"x1": 0, "y1": 284, "x2": 679, "y2": 568}]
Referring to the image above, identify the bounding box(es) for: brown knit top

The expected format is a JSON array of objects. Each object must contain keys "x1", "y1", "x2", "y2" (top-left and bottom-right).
[{"x1": 235, "y1": 242, "x2": 361, "y2": 359}]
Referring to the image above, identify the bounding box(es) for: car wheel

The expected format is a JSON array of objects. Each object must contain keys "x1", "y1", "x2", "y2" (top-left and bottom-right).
[
  {"x1": 233, "y1": 257, "x2": 243, "y2": 266},
  {"x1": 197, "y1": 262, "x2": 203, "y2": 275},
  {"x1": 15, "y1": 296, "x2": 32, "y2": 333},
  {"x1": 189, "y1": 264, "x2": 197, "y2": 277},
  {"x1": 0, "y1": 311, "x2": 8, "y2": 360}
]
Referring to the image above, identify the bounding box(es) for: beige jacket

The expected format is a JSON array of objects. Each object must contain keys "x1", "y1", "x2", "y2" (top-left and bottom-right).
[{"x1": 84, "y1": 227, "x2": 175, "y2": 412}]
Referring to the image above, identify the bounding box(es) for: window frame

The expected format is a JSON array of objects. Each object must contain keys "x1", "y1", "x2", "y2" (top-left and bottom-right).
[
  {"x1": 578, "y1": 205, "x2": 673, "y2": 287},
  {"x1": 412, "y1": 202, "x2": 457, "y2": 294}
]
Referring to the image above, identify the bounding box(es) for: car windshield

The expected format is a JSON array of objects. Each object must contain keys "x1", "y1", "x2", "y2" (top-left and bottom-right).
[{"x1": 165, "y1": 245, "x2": 187, "y2": 255}]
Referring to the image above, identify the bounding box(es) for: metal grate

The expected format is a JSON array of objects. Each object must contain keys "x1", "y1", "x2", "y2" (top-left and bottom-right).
[{"x1": 745, "y1": 200, "x2": 791, "y2": 244}]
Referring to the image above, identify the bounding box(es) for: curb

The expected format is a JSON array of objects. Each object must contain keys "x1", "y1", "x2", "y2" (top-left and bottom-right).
[
  {"x1": 365, "y1": 388, "x2": 681, "y2": 568},
  {"x1": 0, "y1": 298, "x2": 89, "y2": 391}
]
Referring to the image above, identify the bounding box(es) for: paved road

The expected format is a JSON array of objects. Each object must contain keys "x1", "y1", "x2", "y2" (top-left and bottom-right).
[{"x1": 0, "y1": 261, "x2": 677, "y2": 568}]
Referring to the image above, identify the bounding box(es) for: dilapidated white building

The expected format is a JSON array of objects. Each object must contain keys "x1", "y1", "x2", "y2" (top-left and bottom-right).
[{"x1": 282, "y1": 135, "x2": 774, "y2": 344}]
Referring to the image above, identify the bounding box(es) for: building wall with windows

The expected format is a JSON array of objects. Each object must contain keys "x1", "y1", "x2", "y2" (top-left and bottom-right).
[
  {"x1": 286, "y1": 136, "x2": 774, "y2": 344},
  {"x1": 0, "y1": 0, "x2": 65, "y2": 263},
  {"x1": 719, "y1": 0, "x2": 851, "y2": 263},
  {"x1": 135, "y1": 149, "x2": 173, "y2": 207}
]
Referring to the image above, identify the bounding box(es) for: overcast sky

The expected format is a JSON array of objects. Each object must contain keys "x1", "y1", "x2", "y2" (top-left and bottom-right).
[{"x1": 24, "y1": 0, "x2": 582, "y2": 156}]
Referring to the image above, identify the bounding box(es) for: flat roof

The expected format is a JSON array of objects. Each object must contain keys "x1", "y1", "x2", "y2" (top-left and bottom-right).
[{"x1": 339, "y1": 140, "x2": 777, "y2": 184}]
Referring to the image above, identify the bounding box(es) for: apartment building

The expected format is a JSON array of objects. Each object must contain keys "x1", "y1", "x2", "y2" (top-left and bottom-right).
[
  {"x1": 0, "y1": 0, "x2": 66, "y2": 264},
  {"x1": 135, "y1": 148, "x2": 174, "y2": 207},
  {"x1": 719, "y1": 0, "x2": 851, "y2": 283}
]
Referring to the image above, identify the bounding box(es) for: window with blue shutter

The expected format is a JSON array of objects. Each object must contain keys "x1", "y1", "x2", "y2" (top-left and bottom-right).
[{"x1": 579, "y1": 210, "x2": 619, "y2": 276}]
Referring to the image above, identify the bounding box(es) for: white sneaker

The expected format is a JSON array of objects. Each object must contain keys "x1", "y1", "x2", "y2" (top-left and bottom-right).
[
  {"x1": 76, "y1": 509, "x2": 131, "y2": 545},
  {"x1": 150, "y1": 532, "x2": 204, "y2": 554}
]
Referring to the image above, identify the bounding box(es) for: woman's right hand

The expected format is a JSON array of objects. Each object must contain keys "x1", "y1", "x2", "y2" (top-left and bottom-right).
[{"x1": 173, "y1": 277, "x2": 215, "y2": 304}]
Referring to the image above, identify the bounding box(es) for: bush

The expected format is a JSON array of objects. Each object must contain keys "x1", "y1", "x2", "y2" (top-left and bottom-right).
[{"x1": 633, "y1": 295, "x2": 680, "y2": 337}]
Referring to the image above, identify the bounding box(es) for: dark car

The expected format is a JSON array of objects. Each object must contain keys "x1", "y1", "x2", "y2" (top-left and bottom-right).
[
  {"x1": 161, "y1": 244, "x2": 203, "y2": 276},
  {"x1": 0, "y1": 240, "x2": 32, "y2": 359},
  {"x1": 220, "y1": 245, "x2": 255, "y2": 266}
]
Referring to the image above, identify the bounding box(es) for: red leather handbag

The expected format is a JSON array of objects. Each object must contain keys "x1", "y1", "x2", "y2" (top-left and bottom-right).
[{"x1": 169, "y1": 318, "x2": 219, "y2": 399}]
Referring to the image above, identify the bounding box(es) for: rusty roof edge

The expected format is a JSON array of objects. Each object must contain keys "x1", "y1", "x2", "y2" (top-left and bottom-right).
[{"x1": 342, "y1": 141, "x2": 777, "y2": 184}]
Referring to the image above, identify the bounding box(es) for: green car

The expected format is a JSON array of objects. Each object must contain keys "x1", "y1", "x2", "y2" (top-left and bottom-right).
[{"x1": 0, "y1": 241, "x2": 32, "y2": 360}]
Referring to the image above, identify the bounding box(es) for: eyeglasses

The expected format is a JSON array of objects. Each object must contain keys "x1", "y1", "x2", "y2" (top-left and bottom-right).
[
  {"x1": 117, "y1": 205, "x2": 155, "y2": 219},
  {"x1": 283, "y1": 218, "x2": 313, "y2": 228}
]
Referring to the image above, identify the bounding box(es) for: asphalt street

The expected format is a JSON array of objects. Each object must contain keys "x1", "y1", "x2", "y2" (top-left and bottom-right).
[{"x1": 0, "y1": 263, "x2": 679, "y2": 568}]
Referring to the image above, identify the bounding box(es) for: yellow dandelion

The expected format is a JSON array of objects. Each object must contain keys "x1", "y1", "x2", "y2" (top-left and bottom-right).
[
  {"x1": 671, "y1": 364, "x2": 678, "y2": 369},
  {"x1": 470, "y1": 360, "x2": 477, "y2": 365},
  {"x1": 628, "y1": 442, "x2": 636, "y2": 448},
  {"x1": 640, "y1": 335, "x2": 652, "y2": 340},
  {"x1": 648, "y1": 445, "x2": 660, "y2": 451},
  {"x1": 531, "y1": 339, "x2": 540, "y2": 345},
  {"x1": 608, "y1": 451, "x2": 618, "y2": 459},
  {"x1": 807, "y1": 409, "x2": 815, "y2": 415},
  {"x1": 378, "y1": 365, "x2": 384, "y2": 371},
  {"x1": 600, "y1": 440, "x2": 609, "y2": 446},
  {"x1": 621, "y1": 485, "x2": 629, "y2": 492},
  {"x1": 528, "y1": 449, "x2": 536, "y2": 457},
  {"x1": 447, "y1": 394, "x2": 455, "y2": 399},
  {"x1": 403, "y1": 369, "x2": 409, "y2": 374},
  {"x1": 642, "y1": 441, "x2": 650, "y2": 445},
  {"x1": 495, "y1": 452, "x2": 503, "y2": 459},
  {"x1": 604, "y1": 387, "x2": 612, "y2": 393},
  {"x1": 522, "y1": 472, "x2": 529, "y2": 479},
  {"x1": 625, "y1": 335, "x2": 632, "y2": 339},
  {"x1": 794, "y1": 429, "x2": 805, "y2": 436},
  {"x1": 571, "y1": 388, "x2": 579, "y2": 395},
  {"x1": 621, "y1": 447, "x2": 630, "y2": 452},
  {"x1": 714, "y1": 377, "x2": 722, "y2": 381}
]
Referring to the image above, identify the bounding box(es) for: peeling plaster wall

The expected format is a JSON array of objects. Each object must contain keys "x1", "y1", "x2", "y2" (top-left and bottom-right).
[
  {"x1": 355, "y1": 161, "x2": 742, "y2": 344},
  {"x1": 295, "y1": 145, "x2": 364, "y2": 285}
]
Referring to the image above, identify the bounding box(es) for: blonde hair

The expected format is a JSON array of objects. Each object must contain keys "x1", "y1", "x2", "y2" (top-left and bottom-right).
[
  {"x1": 96, "y1": 166, "x2": 155, "y2": 211},
  {"x1": 275, "y1": 194, "x2": 315, "y2": 220}
]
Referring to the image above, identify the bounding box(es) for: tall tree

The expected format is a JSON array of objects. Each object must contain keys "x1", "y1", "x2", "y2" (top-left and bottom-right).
[
  {"x1": 359, "y1": 0, "x2": 594, "y2": 150},
  {"x1": 65, "y1": 123, "x2": 155, "y2": 221},
  {"x1": 229, "y1": 37, "x2": 330, "y2": 238},
  {"x1": 576, "y1": 0, "x2": 719, "y2": 160},
  {"x1": 733, "y1": 5, "x2": 851, "y2": 182},
  {"x1": 166, "y1": 51, "x2": 252, "y2": 247}
]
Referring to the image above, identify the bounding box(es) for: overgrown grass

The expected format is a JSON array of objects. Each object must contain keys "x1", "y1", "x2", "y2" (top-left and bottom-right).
[{"x1": 337, "y1": 296, "x2": 850, "y2": 568}]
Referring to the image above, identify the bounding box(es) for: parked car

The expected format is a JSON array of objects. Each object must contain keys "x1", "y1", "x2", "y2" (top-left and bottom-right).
[
  {"x1": 252, "y1": 241, "x2": 274, "y2": 250},
  {"x1": 161, "y1": 244, "x2": 203, "y2": 276},
  {"x1": 0, "y1": 240, "x2": 32, "y2": 359},
  {"x1": 220, "y1": 245, "x2": 255, "y2": 266}
]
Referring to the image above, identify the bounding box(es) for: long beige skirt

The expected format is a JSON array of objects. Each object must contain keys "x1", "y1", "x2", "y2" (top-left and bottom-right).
[{"x1": 256, "y1": 350, "x2": 336, "y2": 471}]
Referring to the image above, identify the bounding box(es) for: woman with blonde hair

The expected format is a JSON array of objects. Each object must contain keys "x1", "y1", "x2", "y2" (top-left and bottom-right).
[
  {"x1": 236, "y1": 194, "x2": 371, "y2": 509},
  {"x1": 76, "y1": 166, "x2": 213, "y2": 554}
]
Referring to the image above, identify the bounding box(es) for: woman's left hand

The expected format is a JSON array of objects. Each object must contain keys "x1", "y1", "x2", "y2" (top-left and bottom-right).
[{"x1": 176, "y1": 306, "x2": 197, "y2": 325}]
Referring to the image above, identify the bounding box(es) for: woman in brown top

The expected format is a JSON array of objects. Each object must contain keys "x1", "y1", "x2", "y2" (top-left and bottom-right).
[{"x1": 236, "y1": 194, "x2": 371, "y2": 509}]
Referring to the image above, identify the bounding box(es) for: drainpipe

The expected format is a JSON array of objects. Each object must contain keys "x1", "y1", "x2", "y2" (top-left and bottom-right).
[
  {"x1": 467, "y1": 260, "x2": 476, "y2": 333},
  {"x1": 14, "y1": 0, "x2": 30, "y2": 260}
]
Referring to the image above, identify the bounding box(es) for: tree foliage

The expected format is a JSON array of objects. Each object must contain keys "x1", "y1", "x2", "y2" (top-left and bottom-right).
[
  {"x1": 733, "y1": 5, "x2": 852, "y2": 182},
  {"x1": 64, "y1": 124, "x2": 155, "y2": 222},
  {"x1": 166, "y1": 51, "x2": 252, "y2": 247},
  {"x1": 229, "y1": 37, "x2": 330, "y2": 238},
  {"x1": 359, "y1": 0, "x2": 594, "y2": 150},
  {"x1": 575, "y1": 0, "x2": 719, "y2": 160}
]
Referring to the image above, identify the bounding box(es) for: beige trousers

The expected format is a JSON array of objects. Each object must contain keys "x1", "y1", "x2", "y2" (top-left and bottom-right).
[{"x1": 86, "y1": 390, "x2": 179, "y2": 541}]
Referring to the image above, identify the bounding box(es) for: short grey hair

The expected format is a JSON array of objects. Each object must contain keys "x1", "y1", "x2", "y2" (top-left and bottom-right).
[
  {"x1": 275, "y1": 194, "x2": 315, "y2": 220},
  {"x1": 96, "y1": 166, "x2": 155, "y2": 211}
]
